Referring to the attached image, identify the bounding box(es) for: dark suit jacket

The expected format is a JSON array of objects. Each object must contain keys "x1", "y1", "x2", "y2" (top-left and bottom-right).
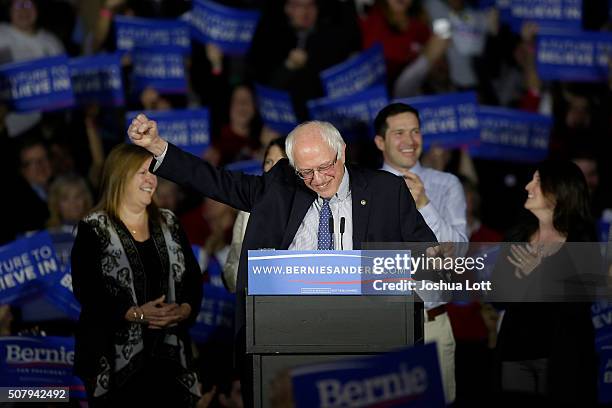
[{"x1": 153, "y1": 143, "x2": 437, "y2": 329}]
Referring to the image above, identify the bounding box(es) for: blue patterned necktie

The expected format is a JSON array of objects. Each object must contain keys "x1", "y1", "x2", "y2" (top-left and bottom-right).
[{"x1": 317, "y1": 198, "x2": 334, "y2": 250}]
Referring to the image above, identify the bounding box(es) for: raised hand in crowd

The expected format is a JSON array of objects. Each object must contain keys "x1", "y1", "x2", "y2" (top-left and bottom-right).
[
  {"x1": 423, "y1": 34, "x2": 450, "y2": 66},
  {"x1": 128, "y1": 114, "x2": 167, "y2": 156},
  {"x1": 285, "y1": 48, "x2": 308, "y2": 71},
  {"x1": 205, "y1": 43, "x2": 224, "y2": 75},
  {"x1": 84, "y1": 104, "x2": 105, "y2": 190}
]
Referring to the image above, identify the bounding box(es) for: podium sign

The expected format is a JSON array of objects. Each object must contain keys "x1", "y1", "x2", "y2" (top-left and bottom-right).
[
  {"x1": 248, "y1": 250, "x2": 413, "y2": 296},
  {"x1": 246, "y1": 250, "x2": 423, "y2": 407}
]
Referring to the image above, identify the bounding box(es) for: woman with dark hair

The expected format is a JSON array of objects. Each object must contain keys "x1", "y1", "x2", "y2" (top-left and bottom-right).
[
  {"x1": 208, "y1": 83, "x2": 263, "y2": 166},
  {"x1": 71, "y1": 144, "x2": 203, "y2": 407},
  {"x1": 495, "y1": 160, "x2": 597, "y2": 404}
]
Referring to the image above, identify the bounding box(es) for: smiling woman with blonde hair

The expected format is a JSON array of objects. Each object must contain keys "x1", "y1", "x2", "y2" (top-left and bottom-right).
[{"x1": 71, "y1": 143, "x2": 203, "y2": 407}]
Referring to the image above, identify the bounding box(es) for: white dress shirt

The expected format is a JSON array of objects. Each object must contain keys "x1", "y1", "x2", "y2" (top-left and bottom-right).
[{"x1": 290, "y1": 168, "x2": 353, "y2": 251}]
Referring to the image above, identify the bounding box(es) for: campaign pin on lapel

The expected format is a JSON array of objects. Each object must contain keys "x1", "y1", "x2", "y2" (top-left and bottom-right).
[{"x1": 361, "y1": 199, "x2": 367, "y2": 206}]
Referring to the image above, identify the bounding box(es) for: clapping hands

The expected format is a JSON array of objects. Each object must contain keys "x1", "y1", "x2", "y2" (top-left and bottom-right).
[{"x1": 507, "y1": 243, "x2": 543, "y2": 279}]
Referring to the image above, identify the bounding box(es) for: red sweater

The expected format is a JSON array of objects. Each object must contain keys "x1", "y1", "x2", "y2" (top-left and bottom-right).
[{"x1": 360, "y1": 6, "x2": 431, "y2": 83}]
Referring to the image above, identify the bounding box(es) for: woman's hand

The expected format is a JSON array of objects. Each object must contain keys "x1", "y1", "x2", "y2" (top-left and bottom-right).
[
  {"x1": 145, "y1": 299, "x2": 192, "y2": 329},
  {"x1": 507, "y1": 243, "x2": 542, "y2": 279},
  {"x1": 125, "y1": 296, "x2": 192, "y2": 328}
]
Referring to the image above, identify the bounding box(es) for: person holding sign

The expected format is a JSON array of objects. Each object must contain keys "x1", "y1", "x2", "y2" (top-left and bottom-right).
[
  {"x1": 128, "y1": 113, "x2": 437, "y2": 404},
  {"x1": 247, "y1": 0, "x2": 360, "y2": 119},
  {"x1": 374, "y1": 102, "x2": 468, "y2": 403},
  {"x1": 71, "y1": 144, "x2": 203, "y2": 407}
]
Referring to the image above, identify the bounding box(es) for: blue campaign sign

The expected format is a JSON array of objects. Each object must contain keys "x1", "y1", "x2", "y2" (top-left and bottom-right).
[
  {"x1": 69, "y1": 53, "x2": 124, "y2": 107},
  {"x1": 225, "y1": 159, "x2": 263, "y2": 176},
  {"x1": 115, "y1": 15, "x2": 190, "y2": 54},
  {"x1": 126, "y1": 109, "x2": 210, "y2": 157},
  {"x1": 190, "y1": 0, "x2": 261, "y2": 56},
  {"x1": 0, "y1": 55, "x2": 74, "y2": 112},
  {"x1": 131, "y1": 46, "x2": 187, "y2": 94},
  {"x1": 307, "y1": 85, "x2": 389, "y2": 141},
  {"x1": 0, "y1": 231, "x2": 63, "y2": 306},
  {"x1": 599, "y1": 346, "x2": 612, "y2": 404},
  {"x1": 189, "y1": 251, "x2": 235, "y2": 344},
  {"x1": 19, "y1": 228, "x2": 80, "y2": 321},
  {"x1": 593, "y1": 301, "x2": 612, "y2": 351},
  {"x1": 190, "y1": 283, "x2": 235, "y2": 344},
  {"x1": 508, "y1": 0, "x2": 581, "y2": 32},
  {"x1": 255, "y1": 84, "x2": 298, "y2": 134},
  {"x1": 248, "y1": 250, "x2": 413, "y2": 296},
  {"x1": 395, "y1": 91, "x2": 480, "y2": 149},
  {"x1": 291, "y1": 343, "x2": 445, "y2": 408},
  {"x1": 470, "y1": 106, "x2": 551, "y2": 163},
  {"x1": 320, "y1": 43, "x2": 386, "y2": 98},
  {"x1": 536, "y1": 30, "x2": 612, "y2": 82},
  {"x1": 598, "y1": 219, "x2": 611, "y2": 243},
  {"x1": 0, "y1": 336, "x2": 85, "y2": 399}
]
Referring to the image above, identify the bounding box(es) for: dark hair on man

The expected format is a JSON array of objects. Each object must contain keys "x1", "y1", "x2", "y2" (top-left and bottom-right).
[{"x1": 373, "y1": 103, "x2": 420, "y2": 138}]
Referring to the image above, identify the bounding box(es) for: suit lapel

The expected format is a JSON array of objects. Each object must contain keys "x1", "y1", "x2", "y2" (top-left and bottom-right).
[
  {"x1": 280, "y1": 185, "x2": 316, "y2": 248},
  {"x1": 349, "y1": 167, "x2": 371, "y2": 249}
]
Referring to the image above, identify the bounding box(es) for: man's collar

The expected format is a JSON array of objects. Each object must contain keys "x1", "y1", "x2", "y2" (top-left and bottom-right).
[{"x1": 381, "y1": 161, "x2": 422, "y2": 177}]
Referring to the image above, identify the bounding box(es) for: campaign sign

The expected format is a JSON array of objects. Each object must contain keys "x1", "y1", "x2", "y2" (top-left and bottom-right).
[
  {"x1": 593, "y1": 301, "x2": 612, "y2": 351},
  {"x1": 225, "y1": 159, "x2": 263, "y2": 176},
  {"x1": 69, "y1": 53, "x2": 124, "y2": 107},
  {"x1": 255, "y1": 84, "x2": 298, "y2": 134},
  {"x1": 291, "y1": 343, "x2": 445, "y2": 408},
  {"x1": 131, "y1": 46, "x2": 187, "y2": 94},
  {"x1": 248, "y1": 250, "x2": 413, "y2": 296},
  {"x1": 0, "y1": 336, "x2": 85, "y2": 399},
  {"x1": 190, "y1": 0, "x2": 261, "y2": 56},
  {"x1": 599, "y1": 346, "x2": 612, "y2": 403},
  {"x1": 126, "y1": 109, "x2": 210, "y2": 157},
  {"x1": 0, "y1": 231, "x2": 62, "y2": 306},
  {"x1": 307, "y1": 85, "x2": 389, "y2": 141},
  {"x1": 537, "y1": 30, "x2": 612, "y2": 82},
  {"x1": 190, "y1": 284, "x2": 235, "y2": 344},
  {"x1": 598, "y1": 219, "x2": 611, "y2": 243},
  {"x1": 508, "y1": 0, "x2": 581, "y2": 32},
  {"x1": 115, "y1": 15, "x2": 190, "y2": 54},
  {"x1": 320, "y1": 43, "x2": 386, "y2": 98},
  {"x1": 20, "y1": 228, "x2": 80, "y2": 321},
  {"x1": 189, "y1": 248, "x2": 235, "y2": 344},
  {"x1": 470, "y1": 106, "x2": 551, "y2": 163},
  {"x1": 395, "y1": 92, "x2": 480, "y2": 149},
  {"x1": 0, "y1": 55, "x2": 74, "y2": 112}
]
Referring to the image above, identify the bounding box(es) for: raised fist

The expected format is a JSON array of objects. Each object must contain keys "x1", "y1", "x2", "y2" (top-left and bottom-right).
[{"x1": 127, "y1": 113, "x2": 167, "y2": 157}]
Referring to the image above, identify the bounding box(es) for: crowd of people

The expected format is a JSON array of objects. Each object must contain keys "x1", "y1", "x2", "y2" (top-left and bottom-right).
[{"x1": 0, "y1": 0, "x2": 611, "y2": 406}]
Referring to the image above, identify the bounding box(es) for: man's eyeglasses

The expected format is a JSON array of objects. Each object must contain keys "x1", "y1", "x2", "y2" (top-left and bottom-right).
[{"x1": 295, "y1": 158, "x2": 337, "y2": 180}]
